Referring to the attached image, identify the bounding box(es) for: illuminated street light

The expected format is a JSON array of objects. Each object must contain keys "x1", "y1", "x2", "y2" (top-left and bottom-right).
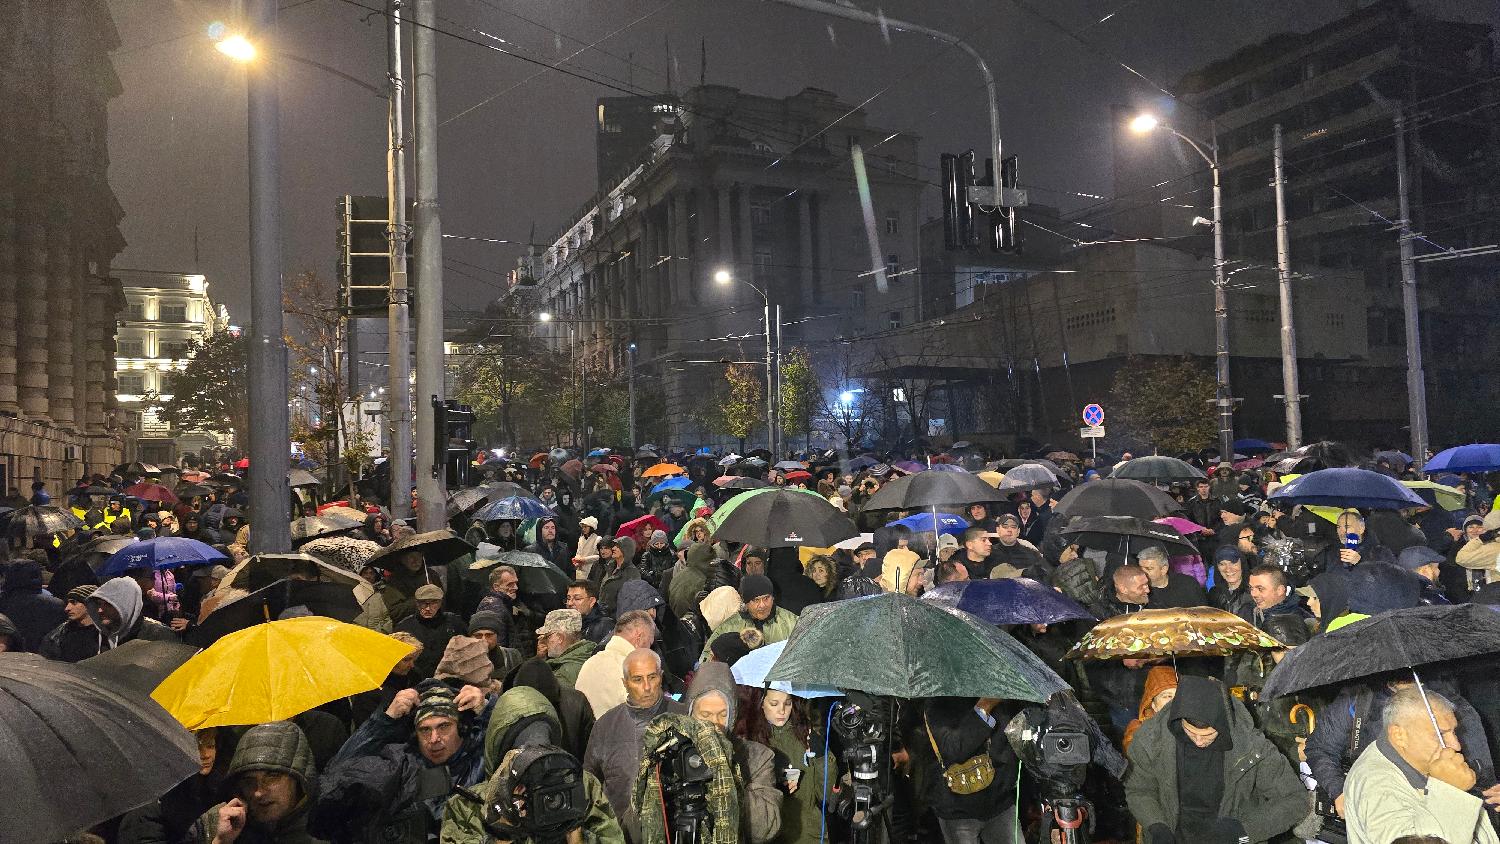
[
  {"x1": 1129, "y1": 113, "x2": 1159, "y2": 134},
  {"x1": 537, "y1": 311, "x2": 553, "y2": 322},
  {"x1": 215, "y1": 33, "x2": 257, "y2": 62},
  {"x1": 713, "y1": 269, "x2": 733, "y2": 284}
]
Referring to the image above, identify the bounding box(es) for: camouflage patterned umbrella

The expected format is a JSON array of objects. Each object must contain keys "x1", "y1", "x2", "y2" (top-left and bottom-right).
[{"x1": 1065, "y1": 607, "x2": 1282, "y2": 661}]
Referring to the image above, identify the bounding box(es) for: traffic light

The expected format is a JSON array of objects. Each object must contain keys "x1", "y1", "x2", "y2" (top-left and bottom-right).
[
  {"x1": 433, "y1": 398, "x2": 476, "y2": 488},
  {"x1": 940, "y1": 151, "x2": 978, "y2": 250},
  {"x1": 987, "y1": 155, "x2": 1021, "y2": 254}
]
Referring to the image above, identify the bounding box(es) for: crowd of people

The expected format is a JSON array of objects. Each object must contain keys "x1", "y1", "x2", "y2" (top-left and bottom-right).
[{"x1": 4, "y1": 439, "x2": 1500, "y2": 844}]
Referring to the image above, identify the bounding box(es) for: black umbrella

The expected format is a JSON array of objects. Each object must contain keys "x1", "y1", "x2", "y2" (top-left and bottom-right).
[
  {"x1": 290, "y1": 512, "x2": 365, "y2": 544},
  {"x1": 1111, "y1": 456, "x2": 1207, "y2": 484},
  {"x1": 79, "y1": 639, "x2": 200, "y2": 696},
  {"x1": 995, "y1": 463, "x2": 1060, "y2": 493},
  {"x1": 994, "y1": 458, "x2": 1066, "y2": 476},
  {"x1": 366, "y1": 529, "x2": 475, "y2": 568},
  {"x1": 188, "y1": 578, "x2": 363, "y2": 647},
  {"x1": 718, "y1": 476, "x2": 768, "y2": 491},
  {"x1": 287, "y1": 468, "x2": 321, "y2": 488},
  {"x1": 0, "y1": 653, "x2": 198, "y2": 842},
  {"x1": 1060, "y1": 515, "x2": 1198, "y2": 556},
  {"x1": 174, "y1": 483, "x2": 215, "y2": 499},
  {"x1": 6, "y1": 505, "x2": 84, "y2": 539},
  {"x1": 80, "y1": 535, "x2": 141, "y2": 573},
  {"x1": 1053, "y1": 479, "x2": 1182, "y2": 519},
  {"x1": 862, "y1": 471, "x2": 1010, "y2": 510},
  {"x1": 1262, "y1": 603, "x2": 1500, "y2": 699},
  {"x1": 470, "y1": 550, "x2": 574, "y2": 594},
  {"x1": 710, "y1": 487, "x2": 859, "y2": 548}
]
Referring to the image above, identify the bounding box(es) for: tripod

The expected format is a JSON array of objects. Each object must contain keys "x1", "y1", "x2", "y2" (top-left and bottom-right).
[{"x1": 1036, "y1": 785, "x2": 1093, "y2": 844}]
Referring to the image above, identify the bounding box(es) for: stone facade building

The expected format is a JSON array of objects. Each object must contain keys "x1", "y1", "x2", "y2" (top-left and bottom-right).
[{"x1": 0, "y1": 1, "x2": 128, "y2": 493}]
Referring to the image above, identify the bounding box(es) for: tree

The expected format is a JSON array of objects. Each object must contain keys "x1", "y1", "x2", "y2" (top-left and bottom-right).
[
  {"x1": 1108, "y1": 356, "x2": 1218, "y2": 454},
  {"x1": 150, "y1": 331, "x2": 250, "y2": 444},
  {"x1": 778, "y1": 347, "x2": 821, "y2": 451},
  {"x1": 283, "y1": 271, "x2": 345, "y2": 475},
  {"x1": 815, "y1": 344, "x2": 875, "y2": 450},
  {"x1": 718, "y1": 362, "x2": 763, "y2": 452},
  {"x1": 453, "y1": 298, "x2": 569, "y2": 447}
]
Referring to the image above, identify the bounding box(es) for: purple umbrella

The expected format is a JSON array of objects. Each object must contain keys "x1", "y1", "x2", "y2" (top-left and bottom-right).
[
  {"x1": 923, "y1": 578, "x2": 1095, "y2": 626},
  {"x1": 893, "y1": 460, "x2": 925, "y2": 474}
]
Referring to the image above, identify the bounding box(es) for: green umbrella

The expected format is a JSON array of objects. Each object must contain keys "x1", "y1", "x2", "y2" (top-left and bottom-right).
[
  {"x1": 766, "y1": 592, "x2": 1069, "y2": 701},
  {"x1": 645, "y1": 488, "x2": 697, "y2": 511},
  {"x1": 1401, "y1": 480, "x2": 1465, "y2": 512}
]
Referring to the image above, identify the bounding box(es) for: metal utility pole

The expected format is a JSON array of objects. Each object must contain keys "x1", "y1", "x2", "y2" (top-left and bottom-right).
[
  {"x1": 763, "y1": 302, "x2": 774, "y2": 455},
  {"x1": 1209, "y1": 140, "x2": 1234, "y2": 465},
  {"x1": 627, "y1": 342, "x2": 637, "y2": 447},
  {"x1": 412, "y1": 0, "x2": 445, "y2": 530},
  {"x1": 1394, "y1": 109, "x2": 1428, "y2": 471},
  {"x1": 246, "y1": 0, "x2": 291, "y2": 552},
  {"x1": 1273, "y1": 124, "x2": 1303, "y2": 449},
  {"x1": 774, "y1": 304, "x2": 784, "y2": 455},
  {"x1": 385, "y1": 0, "x2": 413, "y2": 521}
]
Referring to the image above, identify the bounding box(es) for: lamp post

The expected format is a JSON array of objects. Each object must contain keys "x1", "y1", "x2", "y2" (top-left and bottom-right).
[
  {"x1": 627, "y1": 342, "x2": 638, "y2": 448},
  {"x1": 1131, "y1": 113, "x2": 1234, "y2": 463},
  {"x1": 714, "y1": 269, "x2": 778, "y2": 455}
]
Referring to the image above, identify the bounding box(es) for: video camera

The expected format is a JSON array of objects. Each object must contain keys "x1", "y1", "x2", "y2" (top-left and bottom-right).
[
  {"x1": 478, "y1": 745, "x2": 589, "y2": 844},
  {"x1": 1005, "y1": 699, "x2": 1103, "y2": 844},
  {"x1": 648, "y1": 729, "x2": 715, "y2": 844},
  {"x1": 831, "y1": 693, "x2": 894, "y2": 838}
]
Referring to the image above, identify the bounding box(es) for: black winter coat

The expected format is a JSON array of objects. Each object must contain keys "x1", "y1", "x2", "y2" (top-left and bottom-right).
[
  {"x1": 0, "y1": 561, "x2": 65, "y2": 652},
  {"x1": 393, "y1": 612, "x2": 468, "y2": 680},
  {"x1": 922, "y1": 697, "x2": 1019, "y2": 821}
]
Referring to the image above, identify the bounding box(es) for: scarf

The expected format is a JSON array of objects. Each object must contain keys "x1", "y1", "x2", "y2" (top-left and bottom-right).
[{"x1": 632, "y1": 713, "x2": 741, "y2": 844}]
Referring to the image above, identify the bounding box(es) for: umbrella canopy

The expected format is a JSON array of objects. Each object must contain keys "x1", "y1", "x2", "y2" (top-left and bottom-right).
[
  {"x1": 886, "y1": 511, "x2": 970, "y2": 537},
  {"x1": 1154, "y1": 516, "x2": 1208, "y2": 536},
  {"x1": 1372, "y1": 450, "x2": 1414, "y2": 468},
  {"x1": 1233, "y1": 438, "x2": 1275, "y2": 453},
  {"x1": 299, "y1": 535, "x2": 384, "y2": 574},
  {"x1": 290, "y1": 512, "x2": 365, "y2": 544},
  {"x1": 1268, "y1": 467, "x2": 1426, "y2": 510},
  {"x1": 174, "y1": 483, "x2": 215, "y2": 499},
  {"x1": 114, "y1": 461, "x2": 163, "y2": 476},
  {"x1": 287, "y1": 468, "x2": 321, "y2": 488},
  {"x1": 1, "y1": 654, "x2": 199, "y2": 843},
  {"x1": 922, "y1": 578, "x2": 1094, "y2": 626},
  {"x1": 78, "y1": 639, "x2": 200, "y2": 696},
  {"x1": 473, "y1": 495, "x2": 555, "y2": 522},
  {"x1": 124, "y1": 482, "x2": 179, "y2": 505},
  {"x1": 1261, "y1": 603, "x2": 1500, "y2": 699},
  {"x1": 1112, "y1": 456, "x2": 1206, "y2": 484},
  {"x1": 713, "y1": 475, "x2": 767, "y2": 490},
  {"x1": 651, "y1": 476, "x2": 693, "y2": 495},
  {"x1": 845, "y1": 455, "x2": 879, "y2": 471},
  {"x1": 1053, "y1": 479, "x2": 1182, "y2": 519},
  {"x1": 710, "y1": 487, "x2": 858, "y2": 548},
  {"x1": 366, "y1": 529, "x2": 475, "y2": 569},
  {"x1": 189, "y1": 578, "x2": 363, "y2": 646},
  {"x1": 617, "y1": 514, "x2": 669, "y2": 538},
  {"x1": 766, "y1": 593, "x2": 1069, "y2": 701},
  {"x1": 156, "y1": 616, "x2": 414, "y2": 729},
  {"x1": 994, "y1": 458, "x2": 1065, "y2": 476},
  {"x1": 1066, "y1": 607, "x2": 1282, "y2": 660},
  {"x1": 1045, "y1": 451, "x2": 1081, "y2": 462},
  {"x1": 6, "y1": 504, "x2": 84, "y2": 539},
  {"x1": 995, "y1": 463, "x2": 1060, "y2": 492},
  {"x1": 1401, "y1": 480, "x2": 1466, "y2": 512},
  {"x1": 976, "y1": 470, "x2": 1005, "y2": 488},
  {"x1": 730, "y1": 640, "x2": 841, "y2": 699},
  {"x1": 1425, "y1": 443, "x2": 1500, "y2": 475},
  {"x1": 892, "y1": 460, "x2": 926, "y2": 474},
  {"x1": 99, "y1": 537, "x2": 228, "y2": 578},
  {"x1": 862, "y1": 471, "x2": 1010, "y2": 511},
  {"x1": 774, "y1": 460, "x2": 807, "y2": 471},
  {"x1": 1061, "y1": 516, "x2": 1198, "y2": 556},
  {"x1": 646, "y1": 488, "x2": 697, "y2": 511},
  {"x1": 79, "y1": 535, "x2": 141, "y2": 573},
  {"x1": 590, "y1": 462, "x2": 617, "y2": 473},
  {"x1": 641, "y1": 463, "x2": 686, "y2": 478},
  {"x1": 924, "y1": 463, "x2": 968, "y2": 473},
  {"x1": 470, "y1": 550, "x2": 574, "y2": 594}
]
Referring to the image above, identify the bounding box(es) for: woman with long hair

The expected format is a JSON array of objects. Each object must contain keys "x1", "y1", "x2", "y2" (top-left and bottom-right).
[
  {"x1": 734, "y1": 685, "x2": 833, "y2": 843},
  {"x1": 804, "y1": 555, "x2": 839, "y2": 601}
]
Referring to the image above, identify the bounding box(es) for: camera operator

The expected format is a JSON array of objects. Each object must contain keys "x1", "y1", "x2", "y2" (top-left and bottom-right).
[
  {"x1": 923, "y1": 697, "x2": 1021, "y2": 844},
  {"x1": 687, "y1": 661, "x2": 783, "y2": 842}
]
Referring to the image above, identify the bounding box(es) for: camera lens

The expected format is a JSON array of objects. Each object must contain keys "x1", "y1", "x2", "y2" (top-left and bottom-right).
[
  {"x1": 542, "y1": 793, "x2": 564, "y2": 811},
  {"x1": 1055, "y1": 738, "x2": 1072, "y2": 752}
]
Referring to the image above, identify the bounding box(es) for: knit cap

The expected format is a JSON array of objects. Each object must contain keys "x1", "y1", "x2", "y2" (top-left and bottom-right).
[
  {"x1": 413, "y1": 679, "x2": 460, "y2": 724},
  {"x1": 66, "y1": 584, "x2": 99, "y2": 603}
]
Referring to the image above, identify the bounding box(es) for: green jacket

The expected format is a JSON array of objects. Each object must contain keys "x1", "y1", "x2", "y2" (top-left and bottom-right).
[
  {"x1": 441, "y1": 687, "x2": 562, "y2": 844},
  {"x1": 547, "y1": 638, "x2": 597, "y2": 689},
  {"x1": 668, "y1": 540, "x2": 716, "y2": 619},
  {"x1": 699, "y1": 607, "x2": 799, "y2": 663},
  {"x1": 1124, "y1": 688, "x2": 1308, "y2": 844},
  {"x1": 766, "y1": 724, "x2": 832, "y2": 844},
  {"x1": 188, "y1": 721, "x2": 327, "y2": 844}
]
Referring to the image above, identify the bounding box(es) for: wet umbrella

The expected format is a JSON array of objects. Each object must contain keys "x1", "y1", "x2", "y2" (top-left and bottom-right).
[
  {"x1": 447, "y1": 487, "x2": 492, "y2": 516},
  {"x1": 1112, "y1": 456, "x2": 1206, "y2": 484},
  {"x1": 114, "y1": 461, "x2": 163, "y2": 476},
  {"x1": 290, "y1": 512, "x2": 365, "y2": 544},
  {"x1": 366, "y1": 529, "x2": 475, "y2": 569},
  {"x1": 1066, "y1": 607, "x2": 1281, "y2": 661},
  {"x1": 845, "y1": 455, "x2": 879, "y2": 471},
  {"x1": 641, "y1": 462, "x2": 686, "y2": 478},
  {"x1": 287, "y1": 468, "x2": 321, "y2": 488},
  {"x1": 1261, "y1": 603, "x2": 1500, "y2": 699},
  {"x1": 299, "y1": 535, "x2": 383, "y2": 573},
  {"x1": 1234, "y1": 438, "x2": 1275, "y2": 454},
  {"x1": 766, "y1": 593, "x2": 1069, "y2": 701},
  {"x1": 1154, "y1": 516, "x2": 1208, "y2": 536},
  {"x1": 646, "y1": 488, "x2": 697, "y2": 511},
  {"x1": 590, "y1": 462, "x2": 617, "y2": 473},
  {"x1": 174, "y1": 483, "x2": 214, "y2": 499},
  {"x1": 976, "y1": 470, "x2": 1005, "y2": 488},
  {"x1": 924, "y1": 463, "x2": 968, "y2": 473},
  {"x1": 996, "y1": 463, "x2": 1060, "y2": 493},
  {"x1": 0, "y1": 653, "x2": 199, "y2": 843},
  {"x1": 774, "y1": 460, "x2": 807, "y2": 471},
  {"x1": 471, "y1": 550, "x2": 574, "y2": 594},
  {"x1": 79, "y1": 535, "x2": 141, "y2": 573},
  {"x1": 1372, "y1": 450, "x2": 1414, "y2": 468},
  {"x1": 1053, "y1": 479, "x2": 1182, "y2": 519},
  {"x1": 949, "y1": 440, "x2": 973, "y2": 450},
  {"x1": 862, "y1": 471, "x2": 1010, "y2": 510},
  {"x1": 923, "y1": 578, "x2": 1094, "y2": 626},
  {"x1": 886, "y1": 511, "x2": 969, "y2": 537},
  {"x1": 1424, "y1": 443, "x2": 1500, "y2": 475},
  {"x1": 892, "y1": 460, "x2": 926, "y2": 474},
  {"x1": 1061, "y1": 516, "x2": 1198, "y2": 557},
  {"x1": 1402, "y1": 480, "x2": 1466, "y2": 512},
  {"x1": 617, "y1": 514, "x2": 669, "y2": 539},
  {"x1": 1045, "y1": 451, "x2": 1080, "y2": 463},
  {"x1": 6, "y1": 504, "x2": 84, "y2": 539},
  {"x1": 99, "y1": 537, "x2": 227, "y2": 578},
  {"x1": 651, "y1": 476, "x2": 693, "y2": 495},
  {"x1": 473, "y1": 495, "x2": 555, "y2": 522},
  {"x1": 1268, "y1": 467, "x2": 1426, "y2": 510},
  {"x1": 79, "y1": 640, "x2": 200, "y2": 697},
  {"x1": 710, "y1": 487, "x2": 858, "y2": 548},
  {"x1": 188, "y1": 578, "x2": 363, "y2": 647},
  {"x1": 713, "y1": 475, "x2": 767, "y2": 490},
  {"x1": 731, "y1": 640, "x2": 840, "y2": 699},
  {"x1": 994, "y1": 458, "x2": 1065, "y2": 476}
]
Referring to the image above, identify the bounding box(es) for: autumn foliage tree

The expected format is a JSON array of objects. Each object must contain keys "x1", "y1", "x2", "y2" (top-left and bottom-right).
[
  {"x1": 778, "y1": 347, "x2": 821, "y2": 451},
  {"x1": 1108, "y1": 356, "x2": 1218, "y2": 454},
  {"x1": 717, "y1": 362, "x2": 764, "y2": 452},
  {"x1": 151, "y1": 331, "x2": 250, "y2": 444}
]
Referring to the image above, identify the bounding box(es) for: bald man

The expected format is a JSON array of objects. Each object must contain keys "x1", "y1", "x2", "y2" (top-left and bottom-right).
[{"x1": 583, "y1": 648, "x2": 685, "y2": 836}]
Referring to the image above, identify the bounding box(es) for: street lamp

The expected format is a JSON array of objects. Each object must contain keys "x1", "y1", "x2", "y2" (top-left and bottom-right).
[
  {"x1": 215, "y1": 33, "x2": 257, "y2": 62},
  {"x1": 714, "y1": 268, "x2": 780, "y2": 456},
  {"x1": 1132, "y1": 112, "x2": 1234, "y2": 463}
]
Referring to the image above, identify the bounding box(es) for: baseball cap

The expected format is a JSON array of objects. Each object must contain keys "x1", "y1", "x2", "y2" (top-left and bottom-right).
[
  {"x1": 1396, "y1": 545, "x2": 1444, "y2": 571},
  {"x1": 539, "y1": 608, "x2": 583, "y2": 636},
  {"x1": 995, "y1": 513, "x2": 1020, "y2": 528},
  {"x1": 414, "y1": 584, "x2": 444, "y2": 601},
  {"x1": 936, "y1": 534, "x2": 959, "y2": 552}
]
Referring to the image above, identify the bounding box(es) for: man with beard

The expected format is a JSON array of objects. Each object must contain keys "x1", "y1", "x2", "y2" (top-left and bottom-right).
[{"x1": 698, "y1": 575, "x2": 798, "y2": 662}]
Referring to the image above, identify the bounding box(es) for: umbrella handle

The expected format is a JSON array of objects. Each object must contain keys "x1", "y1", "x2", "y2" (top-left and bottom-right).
[{"x1": 1289, "y1": 703, "x2": 1315, "y2": 735}]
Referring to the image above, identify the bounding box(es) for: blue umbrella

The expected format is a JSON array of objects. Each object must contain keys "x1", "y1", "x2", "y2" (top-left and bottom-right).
[
  {"x1": 886, "y1": 512, "x2": 969, "y2": 537},
  {"x1": 1372, "y1": 450, "x2": 1414, "y2": 467},
  {"x1": 99, "y1": 537, "x2": 227, "y2": 578},
  {"x1": 1233, "y1": 438, "x2": 1275, "y2": 453},
  {"x1": 922, "y1": 578, "x2": 1095, "y2": 626},
  {"x1": 587, "y1": 448, "x2": 611, "y2": 458},
  {"x1": 1268, "y1": 467, "x2": 1426, "y2": 510},
  {"x1": 1425, "y1": 444, "x2": 1500, "y2": 475},
  {"x1": 651, "y1": 476, "x2": 693, "y2": 495},
  {"x1": 473, "y1": 495, "x2": 555, "y2": 522},
  {"x1": 730, "y1": 640, "x2": 841, "y2": 699},
  {"x1": 925, "y1": 463, "x2": 967, "y2": 473}
]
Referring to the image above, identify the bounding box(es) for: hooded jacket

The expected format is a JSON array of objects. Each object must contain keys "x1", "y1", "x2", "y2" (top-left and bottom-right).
[
  {"x1": 593, "y1": 546, "x2": 642, "y2": 616},
  {"x1": 575, "y1": 635, "x2": 639, "y2": 717},
  {"x1": 667, "y1": 539, "x2": 717, "y2": 619},
  {"x1": 686, "y1": 663, "x2": 782, "y2": 843},
  {"x1": 698, "y1": 606, "x2": 798, "y2": 663},
  {"x1": 546, "y1": 637, "x2": 597, "y2": 688},
  {"x1": 86, "y1": 576, "x2": 177, "y2": 652},
  {"x1": 0, "y1": 559, "x2": 65, "y2": 652},
  {"x1": 188, "y1": 721, "x2": 326, "y2": 844},
  {"x1": 439, "y1": 687, "x2": 563, "y2": 844},
  {"x1": 510, "y1": 658, "x2": 594, "y2": 761},
  {"x1": 614, "y1": 579, "x2": 665, "y2": 617},
  {"x1": 1125, "y1": 677, "x2": 1306, "y2": 844}
]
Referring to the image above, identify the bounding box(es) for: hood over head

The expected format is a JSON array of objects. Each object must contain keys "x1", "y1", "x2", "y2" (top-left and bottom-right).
[
  {"x1": 483, "y1": 686, "x2": 561, "y2": 773},
  {"x1": 2, "y1": 559, "x2": 45, "y2": 593},
  {"x1": 87, "y1": 576, "x2": 144, "y2": 647},
  {"x1": 1169, "y1": 675, "x2": 1232, "y2": 750},
  {"x1": 686, "y1": 660, "x2": 737, "y2": 728},
  {"x1": 616, "y1": 580, "x2": 665, "y2": 615},
  {"x1": 508, "y1": 657, "x2": 562, "y2": 712},
  {"x1": 699, "y1": 585, "x2": 743, "y2": 630},
  {"x1": 227, "y1": 721, "x2": 316, "y2": 793}
]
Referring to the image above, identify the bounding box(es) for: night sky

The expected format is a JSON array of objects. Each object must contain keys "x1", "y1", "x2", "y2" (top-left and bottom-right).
[{"x1": 106, "y1": 0, "x2": 1496, "y2": 323}]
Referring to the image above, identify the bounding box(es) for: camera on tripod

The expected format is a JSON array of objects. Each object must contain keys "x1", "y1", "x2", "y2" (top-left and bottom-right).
[
  {"x1": 480, "y1": 745, "x2": 589, "y2": 844},
  {"x1": 831, "y1": 694, "x2": 894, "y2": 835},
  {"x1": 649, "y1": 729, "x2": 715, "y2": 842}
]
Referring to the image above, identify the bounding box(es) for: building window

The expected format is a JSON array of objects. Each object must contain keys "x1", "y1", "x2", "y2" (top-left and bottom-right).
[
  {"x1": 160, "y1": 341, "x2": 190, "y2": 359},
  {"x1": 118, "y1": 373, "x2": 144, "y2": 395},
  {"x1": 888, "y1": 310, "x2": 902, "y2": 330},
  {"x1": 885, "y1": 215, "x2": 899, "y2": 235},
  {"x1": 852, "y1": 285, "x2": 866, "y2": 313},
  {"x1": 751, "y1": 139, "x2": 774, "y2": 154},
  {"x1": 885, "y1": 254, "x2": 900, "y2": 277},
  {"x1": 750, "y1": 203, "x2": 772, "y2": 228},
  {"x1": 126, "y1": 302, "x2": 144, "y2": 321},
  {"x1": 117, "y1": 339, "x2": 144, "y2": 357},
  {"x1": 752, "y1": 248, "x2": 774, "y2": 281},
  {"x1": 159, "y1": 303, "x2": 187, "y2": 323}
]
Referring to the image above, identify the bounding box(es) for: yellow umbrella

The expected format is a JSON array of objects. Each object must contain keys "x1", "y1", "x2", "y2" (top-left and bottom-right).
[
  {"x1": 640, "y1": 463, "x2": 686, "y2": 478},
  {"x1": 977, "y1": 471, "x2": 1004, "y2": 488},
  {"x1": 152, "y1": 616, "x2": 413, "y2": 730}
]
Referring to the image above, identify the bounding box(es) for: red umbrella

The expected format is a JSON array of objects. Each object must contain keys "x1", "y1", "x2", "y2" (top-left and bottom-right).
[
  {"x1": 1233, "y1": 457, "x2": 1265, "y2": 471},
  {"x1": 615, "y1": 514, "x2": 668, "y2": 539},
  {"x1": 528, "y1": 452, "x2": 548, "y2": 470},
  {"x1": 784, "y1": 470, "x2": 813, "y2": 483},
  {"x1": 590, "y1": 463, "x2": 617, "y2": 473},
  {"x1": 124, "y1": 482, "x2": 179, "y2": 506},
  {"x1": 234, "y1": 458, "x2": 250, "y2": 469},
  {"x1": 560, "y1": 459, "x2": 583, "y2": 479}
]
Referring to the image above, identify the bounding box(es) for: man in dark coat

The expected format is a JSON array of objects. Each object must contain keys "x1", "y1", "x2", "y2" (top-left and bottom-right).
[
  {"x1": 0, "y1": 558, "x2": 65, "y2": 651},
  {"x1": 185, "y1": 720, "x2": 324, "y2": 843},
  {"x1": 39, "y1": 584, "x2": 101, "y2": 662},
  {"x1": 85, "y1": 576, "x2": 178, "y2": 651},
  {"x1": 1137, "y1": 547, "x2": 1207, "y2": 609},
  {"x1": 527, "y1": 518, "x2": 572, "y2": 569},
  {"x1": 583, "y1": 648, "x2": 685, "y2": 834},
  {"x1": 565, "y1": 581, "x2": 614, "y2": 646},
  {"x1": 923, "y1": 696, "x2": 1021, "y2": 843},
  {"x1": 394, "y1": 585, "x2": 467, "y2": 681},
  {"x1": 590, "y1": 537, "x2": 640, "y2": 616}
]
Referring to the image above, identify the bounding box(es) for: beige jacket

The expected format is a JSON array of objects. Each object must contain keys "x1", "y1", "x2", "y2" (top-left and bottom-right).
[
  {"x1": 574, "y1": 634, "x2": 636, "y2": 717},
  {"x1": 1346, "y1": 738, "x2": 1500, "y2": 844}
]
